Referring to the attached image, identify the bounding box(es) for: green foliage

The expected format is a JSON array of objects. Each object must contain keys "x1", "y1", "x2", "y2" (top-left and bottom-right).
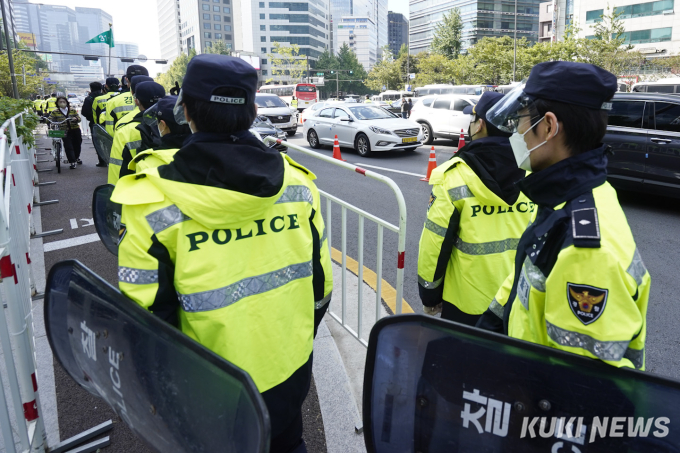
[
  {"x1": 0, "y1": 46, "x2": 50, "y2": 98},
  {"x1": 204, "y1": 41, "x2": 232, "y2": 56},
  {"x1": 0, "y1": 98, "x2": 39, "y2": 147},
  {"x1": 156, "y1": 50, "x2": 196, "y2": 92},
  {"x1": 430, "y1": 9, "x2": 463, "y2": 59},
  {"x1": 315, "y1": 44, "x2": 370, "y2": 96},
  {"x1": 267, "y1": 42, "x2": 307, "y2": 83},
  {"x1": 415, "y1": 53, "x2": 456, "y2": 85},
  {"x1": 366, "y1": 46, "x2": 417, "y2": 92}
]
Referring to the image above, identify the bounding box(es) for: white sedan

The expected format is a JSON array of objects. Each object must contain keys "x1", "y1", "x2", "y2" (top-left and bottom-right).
[{"x1": 303, "y1": 103, "x2": 424, "y2": 156}]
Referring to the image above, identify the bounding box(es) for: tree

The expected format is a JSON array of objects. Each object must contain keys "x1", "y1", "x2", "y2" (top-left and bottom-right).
[
  {"x1": 430, "y1": 9, "x2": 463, "y2": 59},
  {"x1": 0, "y1": 47, "x2": 50, "y2": 98},
  {"x1": 366, "y1": 53, "x2": 401, "y2": 92},
  {"x1": 156, "y1": 50, "x2": 196, "y2": 92},
  {"x1": 205, "y1": 41, "x2": 232, "y2": 55},
  {"x1": 415, "y1": 53, "x2": 456, "y2": 85},
  {"x1": 267, "y1": 42, "x2": 307, "y2": 83}
]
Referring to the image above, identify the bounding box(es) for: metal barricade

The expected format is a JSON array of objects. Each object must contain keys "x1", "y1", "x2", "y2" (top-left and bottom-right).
[
  {"x1": 0, "y1": 112, "x2": 46, "y2": 453},
  {"x1": 264, "y1": 137, "x2": 407, "y2": 347}
]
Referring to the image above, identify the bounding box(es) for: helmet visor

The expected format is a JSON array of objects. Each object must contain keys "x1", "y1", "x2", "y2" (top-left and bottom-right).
[
  {"x1": 485, "y1": 82, "x2": 536, "y2": 133},
  {"x1": 142, "y1": 103, "x2": 160, "y2": 130},
  {"x1": 173, "y1": 89, "x2": 188, "y2": 125}
]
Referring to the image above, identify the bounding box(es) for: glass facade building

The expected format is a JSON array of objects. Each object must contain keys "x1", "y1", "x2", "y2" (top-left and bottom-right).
[
  {"x1": 337, "y1": 17, "x2": 377, "y2": 69},
  {"x1": 409, "y1": 0, "x2": 541, "y2": 54},
  {"x1": 388, "y1": 11, "x2": 409, "y2": 56},
  {"x1": 330, "y1": 0, "x2": 387, "y2": 58},
  {"x1": 179, "y1": 0, "x2": 234, "y2": 54}
]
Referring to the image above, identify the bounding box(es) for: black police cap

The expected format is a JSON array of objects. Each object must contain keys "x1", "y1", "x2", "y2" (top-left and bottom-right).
[
  {"x1": 90, "y1": 81, "x2": 103, "y2": 90},
  {"x1": 156, "y1": 95, "x2": 178, "y2": 124},
  {"x1": 181, "y1": 54, "x2": 257, "y2": 105},
  {"x1": 126, "y1": 64, "x2": 149, "y2": 78},
  {"x1": 463, "y1": 91, "x2": 505, "y2": 119},
  {"x1": 131, "y1": 75, "x2": 153, "y2": 93},
  {"x1": 106, "y1": 77, "x2": 119, "y2": 86},
  {"x1": 524, "y1": 61, "x2": 617, "y2": 110},
  {"x1": 135, "y1": 82, "x2": 166, "y2": 108}
]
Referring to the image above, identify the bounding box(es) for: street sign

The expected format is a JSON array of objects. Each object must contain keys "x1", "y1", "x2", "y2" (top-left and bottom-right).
[
  {"x1": 405, "y1": 84, "x2": 412, "y2": 92},
  {"x1": 137, "y1": 54, "x2": 148, "y2": 63},
  {"x1": 382, "y1": 85, "x2": 386, "y2": 91},
  {"x1": 409, "y1": 73, "x2": 416, "y2": 80},
  {"x1": 317, "y1": 72, "x2": 324, "y2": 76},
  {"x1": 43, "y1": 77, "x2": 50, "y2": 81}
]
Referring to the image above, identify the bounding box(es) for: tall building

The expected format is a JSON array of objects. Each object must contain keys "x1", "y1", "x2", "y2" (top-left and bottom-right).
[
  {"x1": 409, "y1": 0, "x2": 541, "y2": 54},
  {"x1": 330, "y1": 0, "x2": 387, "y2": 60},
  {"x1": 549, "y1": 0, "x2": 678, "y2": 59},
  {"x1": 157, "y1": 0, "x2": 183, "y2": 67},
  {"x1": 388, "y1": 11, "x2": 409, "y2": 56},
  {"x1": 233, "y1": 0, "x2": 331, "y2": 83},
  {"x1": 178, "y1": 0, "x2": 234, "y2": 55},
  {"x1": 337, "y1": 17, "x2": 377, "y2": 70}
]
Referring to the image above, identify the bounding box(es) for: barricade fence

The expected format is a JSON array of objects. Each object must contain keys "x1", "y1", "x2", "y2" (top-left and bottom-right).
[
  {"x1": 263, "y1": 136, "x2": 408, "y2": 348},
  {"x1": 0, "y1": 112, "x2": 46, "y2": 453}
]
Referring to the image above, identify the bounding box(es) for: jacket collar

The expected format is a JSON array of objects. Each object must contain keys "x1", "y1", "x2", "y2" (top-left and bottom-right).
[
  {"x1": 183, "y1": 130, "x2": 254, "y2": 147},
  {"x1": 516, "y1": 145, "x2": 609, "y2": 207}
]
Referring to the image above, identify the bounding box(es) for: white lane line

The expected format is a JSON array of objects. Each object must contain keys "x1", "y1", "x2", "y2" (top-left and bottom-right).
[
  {"x1": 352, "y1": 163, "x2": 426, "y2": 178},
  {"x1": 70, "y1": 218, "x2": 78, "y2": 229},
  {"x1": 44, "y1": 233, "x2": 100, "y2": 252}
]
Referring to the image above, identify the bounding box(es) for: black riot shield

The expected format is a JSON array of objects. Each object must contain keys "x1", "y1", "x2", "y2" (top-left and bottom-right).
[
  {"x1": 364, "y1": 315, "x2": 680, "y2": 453},
  {"x1": 45, "y1": 260, "x2": 270, "y2": 453},
  {"x1": 93, "y1": 124, "x2": 113, "y2": 163},
  {"x1": 92, "y1": 184, "x2": 121, "y2": 256}
]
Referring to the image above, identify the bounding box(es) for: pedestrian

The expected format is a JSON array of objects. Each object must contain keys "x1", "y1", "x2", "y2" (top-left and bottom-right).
[
  {"x1": 417, "y1": 91, "x2": 531, "y2": 325},
  {"x1": 477, "y1": 61, "x2": 650, "y2": 370},
  {"x1": 401, "y1": 98, "x2": 408, "y2": 119},
  {"x1": 47, "y1": 96, "x2": 82, "y2": 169},
  {"x1": 108, "y1": 80, "x2": 165, "y2": 184},
  {"x1": 104, "y1": 65, "x2": 149, "y2": 135},
  {"x1": 407, "y1": 98, "x2": 413, "y2": 118},
  {"x1": 111, "y1": 54, "x2": 332, "y2": 453},
  {"x1": 82, "y1": 82, "x2": 109, "y2": 167}
]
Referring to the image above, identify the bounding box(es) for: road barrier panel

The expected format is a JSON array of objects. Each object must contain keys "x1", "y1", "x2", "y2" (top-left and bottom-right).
[{"x1": 264, "y1": 137, "x2": 408, "y2": 347}]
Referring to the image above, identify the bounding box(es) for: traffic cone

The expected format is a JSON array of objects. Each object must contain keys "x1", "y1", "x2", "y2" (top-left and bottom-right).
[
  {"x1": 457, "y1": 129, "x2": 466, "y2": 152},
  {"x1": 333, "y1": 135, "x2": 346, "y2": 161},
  {"x1": 420, "y1": 146, "x2": 437, "y2": 182}
]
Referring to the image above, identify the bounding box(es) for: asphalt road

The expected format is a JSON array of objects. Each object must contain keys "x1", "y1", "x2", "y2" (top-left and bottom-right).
[
  {"x1": 285, "y1": 131, "x2": 680, "y2": 381},
  {"x1": 35, "y1": 132, "x2": 327, "y2": 452}
]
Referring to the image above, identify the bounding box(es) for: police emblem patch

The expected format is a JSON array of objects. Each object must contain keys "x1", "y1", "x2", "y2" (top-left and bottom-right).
[
  {"x1": 567, "y1": 283, "x2": 608, "y2": 325},
  {"x1": 428, "y1": 193, "x2": 437, "y2": 211},
  {"x1": 118, "y1": 223, "x2": 127, "y2": 244}
]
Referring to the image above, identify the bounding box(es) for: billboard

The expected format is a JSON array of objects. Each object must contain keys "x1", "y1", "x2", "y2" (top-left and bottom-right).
[{"x1": 18, "y1": 32, "x2": 36, "y2": 48}]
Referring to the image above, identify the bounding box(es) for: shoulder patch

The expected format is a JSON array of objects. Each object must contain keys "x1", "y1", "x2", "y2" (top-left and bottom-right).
[
  {"x1": 567, "y1": 282, "x2": 608, "y2": 325},
  {"x1": 283, "y1": 154, "x2": 317, "y2": 180},
  {"x1": 427, "y1": 192, "x2": 437, "y2": 212},
  {"x1": 570, "y1": 192, "x2": 601, "y2": 248}
]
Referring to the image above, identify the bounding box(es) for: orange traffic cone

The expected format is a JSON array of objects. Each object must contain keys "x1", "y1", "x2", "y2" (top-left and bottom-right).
[
  {"x1": 333, "y1": 135, "x2": 346, "y2": 161},
  {"x1": 457, "y1": 129, "x2": 466, "y2": 152},
  {"x1": 420, "y1": 146, "x2": 437, "y2": 182}
]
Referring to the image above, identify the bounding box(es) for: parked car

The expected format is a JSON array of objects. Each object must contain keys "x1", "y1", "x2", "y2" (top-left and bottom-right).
[
  {"x1": 303, "y1": 103, "x2": 424, "y2": 156},
  {"x1": 409, "y1": 94, "x2": 479, "y2": 145},
  {"x1": 250, "y1": 115, "x2": 287, "y2": 152},
  {"x1": 604, "y1": 92, "x2": 680, "y2": 198},
  {"x1": 255, "y1": 93, "x2": 298, "y2": 136}
]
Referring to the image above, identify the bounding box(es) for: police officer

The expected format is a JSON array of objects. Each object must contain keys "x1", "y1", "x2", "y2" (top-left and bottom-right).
[
  {"x1": 365, "y1": 95, "x2": 372, "y2": 104},
  {"x1": 113, "y1": 75, "x2": 153, "y2": 132},
  {"x1": 417, "y1": 92, "x2": 531, "y2": 326},
  {"x1": 477, "y1": 61, "x2": 650, "y2": 370},
  {"x1": 93, "y1": 78, "x2": 119, "y2": 129},
  {"x1": 129, "y1": 95, "x2": 192, "y2": 173},
  {"x1": 111, "y1": 54, "x2": 333, "y2": 453},
  {"x1": 33, "y1": 95, "x2": 42, "y2": 113},
  {"x1": 45, "y1": 92, "x2": 58, "y2": 113},
  {"x1": 104, "y1": 65, "x2": 149, "y2": 135},
  {"x1": 108, "y1": 81, "x2": 165, "y2": 184}
]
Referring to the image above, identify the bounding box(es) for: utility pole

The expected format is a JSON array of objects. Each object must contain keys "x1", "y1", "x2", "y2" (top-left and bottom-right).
[
  {"x1": 0, "y1": 0, "x2": 19, "y2": 98},
  {"x1": 108, "y1": 23, "x2": 112, "y2": 77},
  {"x1": 513, "y1": 0, "x2": 517, "y2": 81},
  {"x1": 22, "y1": 64, "x2": 25, "y2": 85}
]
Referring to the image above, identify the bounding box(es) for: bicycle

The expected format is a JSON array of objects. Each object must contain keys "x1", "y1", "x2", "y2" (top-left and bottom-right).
[{"x1": 45, "y1": 118, "x2": 73, "y2": 173}]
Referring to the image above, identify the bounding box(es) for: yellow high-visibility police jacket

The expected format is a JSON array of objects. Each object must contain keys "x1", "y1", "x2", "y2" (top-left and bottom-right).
[
  {"x1": 483, "y1": 146, "x2": 650, "y2": 370},
  {"x1": 33, "y1": 99, "x2": 42, "y2": 112},
  {"x1": 46, "y1": 96, "x2": 57, "y2": 111},
  {"x1": 93, "y1": 92, "x2": 114, "y2": 127},
  {"x1": 114, "y1": 106, "x2": 140, "y2": 131},
  {"x1": 104, "y1": 91, "x2": 134, "y2": 136},
  {"x1": 112, "y1": 143, "x2": 333, "y2": 393},
  {"x1": 108, "y1": 112, "x2": 142, "y2": 184},
  {"x1": 128, "y1": 148, "x2": 178, "y2": 174},
  {"x1": 417, "y1": 137, "x2": 531, "y2": 315}
]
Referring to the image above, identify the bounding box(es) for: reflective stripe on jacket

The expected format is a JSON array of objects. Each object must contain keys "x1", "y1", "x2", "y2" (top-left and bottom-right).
[
  {"x1": 108, "y1": 119, "x2": 142, "y2": 184},
  {"x1": 104, "y1": 92, "x2": 134, "y2": 135}
]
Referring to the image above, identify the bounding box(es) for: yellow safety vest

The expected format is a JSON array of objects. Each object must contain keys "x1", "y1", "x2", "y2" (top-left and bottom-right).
[
  {"x1": 417, "y1": 156, "x2": 532, "y2": 314},
  {"x1": 114, "y1": 107, "x2": 140, "y2": 132},
  {"x1": 128, "y1": 148, "x2": 178, "y2": 174},
  {"x1": 291, "y1": 99, "x2": 298, "y2": 109},
  {"x1": 492, "y1": 182, "x2": 650, "y2": 370},
  {"x1": 33, "y1": 99, "x2": 42, "y2": 111},
  {"x1": 108, "y1": 117, "x2": 142, "y2": 184},
  {"x1": 93, "y1": 92, "x2": 115, "y2": 127},
  {"x1": 112, "y1": 154, "x2": 333, "y2": 392},
  {"x1": 104, "y1": 92, "x2": 135, "y2": 136}
]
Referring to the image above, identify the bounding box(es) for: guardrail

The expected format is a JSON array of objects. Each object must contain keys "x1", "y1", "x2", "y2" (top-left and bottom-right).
[{"x1": 264, "y1": 136, "x2": 407, "y2": 347}]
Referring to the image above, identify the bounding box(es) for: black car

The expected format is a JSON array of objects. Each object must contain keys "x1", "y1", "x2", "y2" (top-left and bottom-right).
[
  {"x1": 250, "y1": 116, "x2": 288, "y2": 152},
  {"x1": 605, "y1": 92, "x2": 680, "y2": 198}
]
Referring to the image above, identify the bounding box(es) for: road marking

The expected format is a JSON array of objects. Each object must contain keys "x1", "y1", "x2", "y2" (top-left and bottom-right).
[
  {"x1": 351, "y1": 163, "x2": 426, "y2": 178},
  {"x1": 331, "y1": 247, "x2": 414, "y2": 314},
  {"x1": 80, "y1": 218, "x2": 94, "y2": 227},
  {"x1": 70, "y1": 218, "x2": 78, "y2": 229},
  {"x1": 44, "y1": 233, "x2": 100, "y2": 252}
]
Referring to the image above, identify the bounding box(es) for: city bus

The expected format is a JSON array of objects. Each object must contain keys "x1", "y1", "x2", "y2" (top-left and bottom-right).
[
  {"x1": 631, "y1": 78, "x2": 680, "y2": 94},
  {"x1": 414, "y1": 84, "x2": 498, "y2": 97},
  {"x1": 374, "y1": 90, "x2": 414, "y2": 102},
  {"x1": 258, "y1": 83, "x2": 318, "y2": 111}
]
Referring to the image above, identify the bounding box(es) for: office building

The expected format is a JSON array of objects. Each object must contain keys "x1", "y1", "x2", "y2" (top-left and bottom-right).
[
  {"x1": 388, "y1": 11, "x2": 409, "y2": 56},
  {"x1": 409, "y1": 0, "x2": 541, "y2": 54},
  {"x1": 178, "y1": 0, "x2": 234, "y2": 55},
  {"x1": 538, "y1": 1, "x2": 554, "y2": 42},
  {"x1": 549, "y1": 0, "x2": 678, "y2": 58},
  {"x1": 117, "y1": 42, "x2": 140, "y2": 73},
  {"x1": 157, "y1": 0, "x2": 183, "y2": 67},
  {"x1": 337, "y1": 17, "x2": 377, "y2": 70},
  {"x1": 330, "y1": 0, "x2": 387, "y2": 58}
]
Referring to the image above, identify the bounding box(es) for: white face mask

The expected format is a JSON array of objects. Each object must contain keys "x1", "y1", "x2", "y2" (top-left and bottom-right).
[{"x1": 509, "y1": 116, "x2": 558, "y2": 172}]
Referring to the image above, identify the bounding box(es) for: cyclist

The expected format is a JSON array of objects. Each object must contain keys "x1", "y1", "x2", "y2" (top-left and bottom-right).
[{"x1": 47, "y1": 96, "x2": 83, "y2": 169}]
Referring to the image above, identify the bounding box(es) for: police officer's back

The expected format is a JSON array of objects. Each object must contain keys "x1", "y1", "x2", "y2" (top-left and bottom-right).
[
  {"x1": 105, "y1": 65, "x2": 148, "y2": 135},
  {"x1": 417, "y1": 92, "x2": 531, "y2": 326},
  {"x1": 111, "y1": 55, "x2": 333, "y2": 453},
  {"x1": 93, "y1": 78, "x2": 119, "y2": 129},
  {"x1": 478, "y1": 62, "x2": 650, "y2": 370}
]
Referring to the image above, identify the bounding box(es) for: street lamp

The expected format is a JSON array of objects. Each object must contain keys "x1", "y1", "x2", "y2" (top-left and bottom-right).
[{"x1": 513, "y1": 0, "x2": 517, "y2": 81}]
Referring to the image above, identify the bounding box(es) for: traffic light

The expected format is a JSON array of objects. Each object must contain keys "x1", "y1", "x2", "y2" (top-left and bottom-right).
[
  {"x1": 349, "y1": 70, "x2": 353, "y2": 74},
  {"x1": 331, "y1": 70, "x2": 335, "y2": 74}
]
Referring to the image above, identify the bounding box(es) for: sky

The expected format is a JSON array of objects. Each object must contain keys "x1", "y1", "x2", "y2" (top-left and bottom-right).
[{"x1": 24, "y1": 0, "x2": 410, "y2": 75}]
